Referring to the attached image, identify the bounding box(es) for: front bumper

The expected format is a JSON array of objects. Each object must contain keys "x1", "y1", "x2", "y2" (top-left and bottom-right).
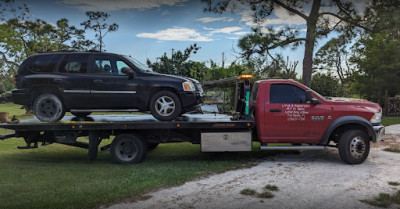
[
  {"x1": 180, "y1": 91, "x2": 203, "y2": 108},
  {"x1": 372, "y1": 125, "x2": 385, "y2": 142}
]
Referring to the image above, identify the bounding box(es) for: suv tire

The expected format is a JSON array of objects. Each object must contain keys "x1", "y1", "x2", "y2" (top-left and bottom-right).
[
  {"x1": 150, "y1": 90, "x2": 182, "y2": 121},
  {"x1": 338, "y1": 130, "x2": 370, "y2": 164},
  {"x1": 33, "y1": 93, "x2": 65, "y2": 122}
]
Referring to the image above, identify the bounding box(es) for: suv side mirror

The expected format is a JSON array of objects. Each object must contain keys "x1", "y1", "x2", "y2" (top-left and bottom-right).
[
  {"x1": 121, "y1": 67, "x2": 134, "y2": 78},
  {"x1": 306, "y1": 90, "x2": 320, "y2": 105}
]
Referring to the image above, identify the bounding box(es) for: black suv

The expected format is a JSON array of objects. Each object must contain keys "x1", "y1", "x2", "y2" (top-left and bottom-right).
[{"x1": 12, "y1": 51, "x2": 203, "y2": 122}]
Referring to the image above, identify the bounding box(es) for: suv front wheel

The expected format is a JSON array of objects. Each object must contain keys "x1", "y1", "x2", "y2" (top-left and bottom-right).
[
  {"x1": 33, "y1": 93, "x2": 65, "y2": 122},
  {"x1": 149, "y1": 90, "x2": 182, "y2": 121}
]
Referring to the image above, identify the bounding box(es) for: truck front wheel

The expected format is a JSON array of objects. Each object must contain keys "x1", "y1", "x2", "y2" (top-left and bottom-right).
[
  {"x1": 110, "y1": 134, "x2": 147, "y2": 164},
  {"x1": 338, "y1": 130, "x2": 370, "y2": 164}
]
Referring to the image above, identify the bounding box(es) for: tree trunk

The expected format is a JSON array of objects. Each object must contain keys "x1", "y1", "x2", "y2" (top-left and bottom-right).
[{"x1": 302, "y1": 0, "x2": 321, "y2": 87}]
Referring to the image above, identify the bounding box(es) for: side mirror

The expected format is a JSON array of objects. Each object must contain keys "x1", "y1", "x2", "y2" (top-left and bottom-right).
[
  {"x1": 306, "y1": 90, "x2": 320, "y2": 105},
  {"x1": 121, "y1": 67, "x2": 134, "y2": 78}
]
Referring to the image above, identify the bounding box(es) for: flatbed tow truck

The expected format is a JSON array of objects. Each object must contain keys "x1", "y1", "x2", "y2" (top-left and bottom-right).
[{"x1": 0, "y1": 76, "x2": 385, "y2": 164}]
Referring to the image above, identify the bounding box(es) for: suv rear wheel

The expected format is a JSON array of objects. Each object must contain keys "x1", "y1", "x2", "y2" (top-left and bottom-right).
[
  {"x1": 33, "y1": 93, "x2": 65, "y2": 122},
  {"x1": 150, "y1": 90, "x2": 182, "y2": 121}
]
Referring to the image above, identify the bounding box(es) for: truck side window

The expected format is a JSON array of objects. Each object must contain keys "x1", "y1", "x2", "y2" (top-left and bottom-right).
[{"x1": 270, "y1": 84, "x2": 306, "y2": 104}]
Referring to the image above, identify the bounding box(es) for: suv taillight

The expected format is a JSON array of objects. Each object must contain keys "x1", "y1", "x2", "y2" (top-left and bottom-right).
[{"x1": 14, "y1": 74, "x2": 18, "y2": 87}]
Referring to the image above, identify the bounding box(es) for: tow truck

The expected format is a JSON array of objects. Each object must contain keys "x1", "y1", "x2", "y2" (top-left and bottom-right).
[{"x1": 0, "y1": 75, "x2": 385, "y2": 164}]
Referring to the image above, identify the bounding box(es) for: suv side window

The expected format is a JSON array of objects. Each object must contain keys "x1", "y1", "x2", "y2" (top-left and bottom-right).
[
  {"x1": 270, "y1": 84, "x2": 306, "y2": 104},
  {"x1": 26, "y1": 55, "x2": 62, "y2": 73},
  {"x1": 59, "y1": 54, "x2": 88, "y2": 73},
  {"x1": 93, "y1": 55, "x2": 128, "y2": 75}
]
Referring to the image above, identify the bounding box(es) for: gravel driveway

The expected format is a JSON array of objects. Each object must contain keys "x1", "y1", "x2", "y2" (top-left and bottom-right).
[{"x1": 104, "y1": 125, "x2": 400, "y2": 209}]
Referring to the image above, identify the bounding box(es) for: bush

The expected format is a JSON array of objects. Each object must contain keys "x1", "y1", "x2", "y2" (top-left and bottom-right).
[{"x1": 0, "y1": 83, "x2": 5, "y2": 94}]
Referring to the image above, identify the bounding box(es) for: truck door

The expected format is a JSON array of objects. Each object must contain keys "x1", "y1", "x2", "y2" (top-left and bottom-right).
[{"x1": 264, "y1": 83, "x2": 329, "y2": 143}]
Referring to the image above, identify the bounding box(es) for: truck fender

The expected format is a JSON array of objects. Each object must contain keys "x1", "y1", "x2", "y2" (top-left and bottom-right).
[{"x1": 320, "y1": 116, "x2": 375, "y2": 145}]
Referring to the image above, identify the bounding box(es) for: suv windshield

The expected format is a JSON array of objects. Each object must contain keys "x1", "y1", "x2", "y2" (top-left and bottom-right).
[{"x1": 123, "y1": 55, "x2": 152, "y2": 72}]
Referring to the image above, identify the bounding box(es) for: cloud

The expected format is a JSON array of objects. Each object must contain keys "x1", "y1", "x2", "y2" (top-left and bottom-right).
[
  {"x1": 233, "y1": 31, "x2": 248, "y2": 36},
  {"x1": 196, "y1": 17, "x2": 234, "y2": 23},
  {"x1": 59, "y1": 0, "x2": 189, "y2": 11},
  {"x1": 203, "y1": 26, "x2": 243, "y2": 34},
  {"x1": 137, "y1": 27, "x2": 213, "y2": 42},
  {"x1": 240, "y1": 8, "x2": 306, "y2": 27}
]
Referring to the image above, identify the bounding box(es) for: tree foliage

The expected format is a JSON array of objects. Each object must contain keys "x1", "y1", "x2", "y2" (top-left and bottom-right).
[
  {"x1": 0, "y1": 0, "x2": 95, "y2": 71},
  {"x1": 204, "y1": 0, "x2": 373, "y2": 87},
  {"x1": 146, "y1": 44, "x2": 207, "y2": 80},
  {"x1": 311, "y1": 72, "x2": 342, "y2": 97},
  {"x1": 313, "y1": 35, "x2": 355, "y2": 85},
  {"x1": 350, "y1": 0, "x2": 400, "y2": 103},
  {"x1": 81, "y1": 11, "x2": 119, "y2": 51}
]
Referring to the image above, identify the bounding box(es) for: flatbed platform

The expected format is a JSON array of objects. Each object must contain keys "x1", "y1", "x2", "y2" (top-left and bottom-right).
[
  {"x1": 0, "y1": 114, "x2": 252, "y2": 132},
  {"x1": 0, "y1": 113, "x2": 254, "y2": 163}
]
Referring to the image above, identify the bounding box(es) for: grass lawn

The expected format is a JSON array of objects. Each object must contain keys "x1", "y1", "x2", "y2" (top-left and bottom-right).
[
  {"x1": 382, "y1": 116, "x2": 400, "y2": 126},
  {"x1": 0, "y1": 103, "x2": 275, "y2": 209}
]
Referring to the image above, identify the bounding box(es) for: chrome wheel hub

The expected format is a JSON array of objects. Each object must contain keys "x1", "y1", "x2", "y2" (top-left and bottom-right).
[
  {"x1": 350, "y1": 136, "x2": 366, "y2": 159},
  {"x1": 155, "y1": 96, "x2": 175, "y2": 116}
]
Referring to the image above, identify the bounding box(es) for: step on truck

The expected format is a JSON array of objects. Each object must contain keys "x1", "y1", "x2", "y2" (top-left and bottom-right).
[{"x1": 0, "y1": 75, "x2": 385, "y2": 164}]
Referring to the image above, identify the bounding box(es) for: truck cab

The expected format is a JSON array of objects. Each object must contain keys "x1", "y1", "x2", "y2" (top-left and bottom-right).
[{"x1": 251, "y1": 79, "x2": 385, "y2": 164}]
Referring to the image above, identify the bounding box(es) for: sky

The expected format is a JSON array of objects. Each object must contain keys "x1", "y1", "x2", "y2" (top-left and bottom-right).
[{"x1": 3, "y1": 0, "x2": 368, "y2": 74}]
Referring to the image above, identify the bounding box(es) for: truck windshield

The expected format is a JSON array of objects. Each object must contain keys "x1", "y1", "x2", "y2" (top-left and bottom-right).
[{"x1": 123, "y1": 55, "x2": 153, "y2": 72}]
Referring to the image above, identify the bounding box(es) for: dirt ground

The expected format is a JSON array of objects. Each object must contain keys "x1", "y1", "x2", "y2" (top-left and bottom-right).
[{"x1": 103, "y1": 125, "x2": 400, "y2": 209}]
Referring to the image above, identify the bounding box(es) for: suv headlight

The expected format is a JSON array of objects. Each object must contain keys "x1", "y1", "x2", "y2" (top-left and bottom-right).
[
  {"x1": 370, "y1": 110, "x2": 382, "y2": 124},
  {"x1": 183, "y1": 81, "x2": 196, "y2": 92}
]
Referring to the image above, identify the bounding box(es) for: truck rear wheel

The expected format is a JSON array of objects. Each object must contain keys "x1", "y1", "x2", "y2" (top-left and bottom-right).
[
  {"x1": 110, "y1": 134, "x2": 147, "y2": 164},
  {"x1": 338, "y1": 130, "x2": 370, "y2": 164}
]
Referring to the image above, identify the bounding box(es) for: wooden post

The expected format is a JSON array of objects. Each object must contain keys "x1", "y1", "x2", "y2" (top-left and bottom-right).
[
  {"x1": 0, "y1": 112, "x2": 8, "y2": 123},
  {"x1": 384, "y1": 89, "x2": 388, "y2": 116}
]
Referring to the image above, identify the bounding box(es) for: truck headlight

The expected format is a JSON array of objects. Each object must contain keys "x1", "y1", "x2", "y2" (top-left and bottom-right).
[
  {"x1": 370, "y1": 111, "x2": 382, "y2": 124},
  {"x1": 183, "y1": 81, "x2": 196, "y2": 92}
]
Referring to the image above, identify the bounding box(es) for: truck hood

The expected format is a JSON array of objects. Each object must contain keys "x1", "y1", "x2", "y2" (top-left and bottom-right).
[{"x1": 328, "y1": 97, "x2": 381, "y2": 111}]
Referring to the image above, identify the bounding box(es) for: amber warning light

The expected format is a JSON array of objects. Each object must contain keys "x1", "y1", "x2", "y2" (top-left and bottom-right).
[{"x1": 238, "y1": 74, "x2": 254, "y2": 80}]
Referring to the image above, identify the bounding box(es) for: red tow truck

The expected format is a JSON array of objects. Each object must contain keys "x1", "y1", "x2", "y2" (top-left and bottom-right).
[{"x1": 0, "y1": 76, "x2": 385, "y2": 164}]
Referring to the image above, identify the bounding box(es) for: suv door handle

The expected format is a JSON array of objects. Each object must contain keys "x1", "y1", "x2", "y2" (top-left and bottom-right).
[
  {"x1": 54, "y1": 78, "x2": 63, "y2": 83},
  {"x1": 269, "y1": 109, "x2": 281, "y2": 112},
  {"x1": 93, "y1": 79, "x2": 103, "y2": 83}
]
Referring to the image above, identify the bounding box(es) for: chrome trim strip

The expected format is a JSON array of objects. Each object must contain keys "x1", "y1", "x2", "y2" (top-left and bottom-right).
[
  {"x1": 91, "y1": 91, "x2": 136, "y2": 94},
  {"x1": 63, "y1": 90, "x2": 136, "y2": 94},
  {"x1": 64, "y1": 90, "x2": 90, "y2": 93},
  {"x1": 70, "y1": 109, "x2": 139, "y2": 112}
]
